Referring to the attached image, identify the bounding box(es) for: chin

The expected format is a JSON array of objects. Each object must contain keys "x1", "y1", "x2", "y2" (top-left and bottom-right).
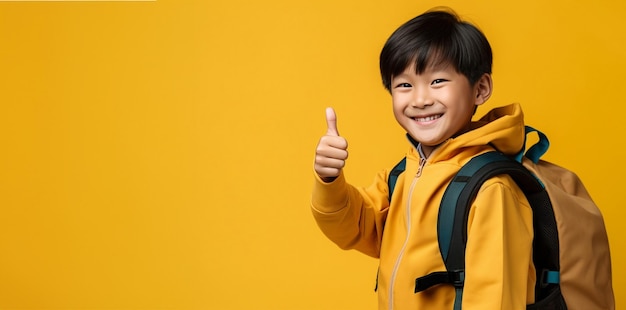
[{"x1": 408, "y1": 132, "x2": 441, "y2": 145}]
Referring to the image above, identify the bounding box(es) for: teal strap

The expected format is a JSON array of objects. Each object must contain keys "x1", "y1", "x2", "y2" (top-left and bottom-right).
[
  {"x1": 514, "y1": 126, "x2": 550, "y2": 164},
  {"x1": 387, "y1": 157, "x2": 406, "y2": 202},
  {"x1": 439, "y1": 152, "x2": 506, "y2": 260},
  {"x1": 438, "y1": 179, "x2": 466, "y2": 259},
  {"x1": 453, "y1": 287, "x2": 463, "y2": 310},
  {"x1": 452, "y1": 271, "x2": 465, "y2": 310},
  {"x1": 544, "y1": 270, "x2": 560, "y2": 284}
]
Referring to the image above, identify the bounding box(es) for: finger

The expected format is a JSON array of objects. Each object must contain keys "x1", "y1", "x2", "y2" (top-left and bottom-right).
[
  {"x1": 315, "y1": 156, "x2": 346, "y2": 170},
  {"x1": 325, "y1": 107, "x2": 339, "y2": 136},
  {"x1": 316, "y1": 142, "x2": 349, "y2": 160},
  {"x1": 314, "y1": 161, "x2": 344, "y2": 179},
  {"x1": 318, "y1": 135, "x2": 348, "y2": 151}
]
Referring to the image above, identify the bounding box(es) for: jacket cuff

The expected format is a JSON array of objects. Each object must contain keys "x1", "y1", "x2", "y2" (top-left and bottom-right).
[{"x1": 311, "y1": 171, "x2": 349, "y2": 214}]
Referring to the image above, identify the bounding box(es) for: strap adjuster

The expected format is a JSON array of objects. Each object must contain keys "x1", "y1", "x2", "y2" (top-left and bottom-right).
[
  {"x1": 450, "y1": 270, "x2": 465, "y2": 287},
  {"x1": 415, "y1": 270, "x2": 465, "y2": 293},
  {"x1": 540, "y1": 269, "x2": 560, "y2": 288}
]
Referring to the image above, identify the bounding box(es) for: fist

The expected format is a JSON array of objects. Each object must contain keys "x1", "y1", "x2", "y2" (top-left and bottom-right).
[{"x1": 314, "y1": 107, "x2": 349, "y2": 182}]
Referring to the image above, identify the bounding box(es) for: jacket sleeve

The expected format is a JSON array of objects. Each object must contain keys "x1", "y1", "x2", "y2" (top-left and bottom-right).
[
  {"x1": 462, "y1": 176, "x2": 536, "y2": 309},
  {"x1": 310, "y1": 170, "x2": 390, "y2": 258}
]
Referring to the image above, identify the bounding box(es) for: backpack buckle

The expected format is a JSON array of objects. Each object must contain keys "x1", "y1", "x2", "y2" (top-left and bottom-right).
[
  {"x1": 450, "y1": 270, "x2": 465, "y2": 288},
  {"x1": 540, "y1": 269, "x2": 560, "y2": 288}
]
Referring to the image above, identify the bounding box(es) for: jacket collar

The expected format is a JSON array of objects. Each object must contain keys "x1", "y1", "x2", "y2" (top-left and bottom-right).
[{"x1": 406, "y1": 134, "x2": 428, "y2": 160}]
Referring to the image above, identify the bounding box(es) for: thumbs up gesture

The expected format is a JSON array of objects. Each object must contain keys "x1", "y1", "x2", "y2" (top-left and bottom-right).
[{"x1": 314, "y1": 107, "x2": 349, "y2": 182}]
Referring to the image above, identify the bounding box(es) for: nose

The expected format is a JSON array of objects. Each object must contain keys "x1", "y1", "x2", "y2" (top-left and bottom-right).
[{"x1": 411, "y1": 88, "x2": 434, "y2": 108}]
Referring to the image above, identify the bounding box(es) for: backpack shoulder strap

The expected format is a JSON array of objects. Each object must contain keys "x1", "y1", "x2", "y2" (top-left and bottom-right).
[
  {"x1": 437, "y1": 152, "x2": 549, "y2": 264},
  {"x1": 415, "y1": 151, "x2": 561, "y2": 309},
  {"x1": 388, "y1": 157, "x2": 406, "y2": 202}
]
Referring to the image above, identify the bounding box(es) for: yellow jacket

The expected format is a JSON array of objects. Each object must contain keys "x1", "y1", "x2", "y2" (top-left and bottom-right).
[{"x1": 311, "y1": 104, "x2": 536, "y2": 310}]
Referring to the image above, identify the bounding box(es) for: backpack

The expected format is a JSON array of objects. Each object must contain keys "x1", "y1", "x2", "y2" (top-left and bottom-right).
[{"x1": 387, "y1": 126, "x2": 614, "y2": 310}]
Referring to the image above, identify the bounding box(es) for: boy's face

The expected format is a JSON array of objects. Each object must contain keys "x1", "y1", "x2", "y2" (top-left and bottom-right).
[{"x1": 391, "y1": 63, "x2": 487, "y2": 152}]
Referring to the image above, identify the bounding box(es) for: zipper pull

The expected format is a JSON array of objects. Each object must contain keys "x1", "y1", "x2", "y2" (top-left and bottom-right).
[{"x1": 416, "y1": 157, "x2": 426, "y2": 177}]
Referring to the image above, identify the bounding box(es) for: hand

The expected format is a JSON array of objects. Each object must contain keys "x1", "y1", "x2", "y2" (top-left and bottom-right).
[{"x1": 314, "y1": 107, "x2": 349, "y2": 182}]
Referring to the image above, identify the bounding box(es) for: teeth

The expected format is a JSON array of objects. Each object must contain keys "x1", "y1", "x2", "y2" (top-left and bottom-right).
[{"x1": 416, "y1": 115, "x2": 440, "y2": 122}]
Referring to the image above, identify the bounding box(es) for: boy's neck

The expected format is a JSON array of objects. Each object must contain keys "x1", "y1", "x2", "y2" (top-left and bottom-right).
[
  {"x1": 419, "y1": 144, "x2": 435, "y2": 159},
  {"x1": 407, "y1": 134, "x2": 438, "y2": 159}
]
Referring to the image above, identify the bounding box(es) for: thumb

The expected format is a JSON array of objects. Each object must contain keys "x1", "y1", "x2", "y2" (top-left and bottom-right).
[{"x1": 325, "y1": 107, "x2": 339, "y2": 136}]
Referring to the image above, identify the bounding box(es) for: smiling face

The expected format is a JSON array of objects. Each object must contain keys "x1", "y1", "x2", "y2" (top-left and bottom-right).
[{"x1": 391, "y1": 62, "x2": 492, "y2": 156}]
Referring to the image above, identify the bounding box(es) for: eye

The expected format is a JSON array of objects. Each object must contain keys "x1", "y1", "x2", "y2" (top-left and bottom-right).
[
  {"x1": 431, "y1": 79, "x2": 448, "y2": 85},
  {"x1": 394, "y1": 82, "x2": 412, "y2": 88}
]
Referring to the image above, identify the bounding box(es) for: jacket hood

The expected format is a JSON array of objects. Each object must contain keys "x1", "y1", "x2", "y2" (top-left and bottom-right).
[{"x1": 425, "y1": 103, "x2": 526, "y2": 161}]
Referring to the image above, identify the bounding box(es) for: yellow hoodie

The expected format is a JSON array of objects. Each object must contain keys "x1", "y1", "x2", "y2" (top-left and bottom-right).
[{"x1": 311, "y1": 104, "x2": 536, "y2": 310}]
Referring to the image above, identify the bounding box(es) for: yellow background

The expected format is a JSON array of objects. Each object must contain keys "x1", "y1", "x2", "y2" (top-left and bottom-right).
[{"x1": 0, "y1": 0, "x2": 623, "y2": 309}]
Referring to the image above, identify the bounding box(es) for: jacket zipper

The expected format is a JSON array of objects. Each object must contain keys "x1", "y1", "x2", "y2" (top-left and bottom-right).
[{"x1": 388, "y1": 157, "x2": 426, "y2": 310}]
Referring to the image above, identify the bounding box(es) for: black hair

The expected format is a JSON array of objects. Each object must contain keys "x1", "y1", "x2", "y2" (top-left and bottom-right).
[{"x1": 379, "y1": 8, "x2": 492, "y2": 91}]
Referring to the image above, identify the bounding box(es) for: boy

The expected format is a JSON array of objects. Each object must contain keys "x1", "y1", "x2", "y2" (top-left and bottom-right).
[{"x1": 311, "y1": 8, "x2": 535, "y2": 310}]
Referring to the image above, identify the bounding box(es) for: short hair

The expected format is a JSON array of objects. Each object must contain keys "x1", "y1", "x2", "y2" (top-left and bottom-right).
[{"x1": 379, "y1": 8, "x2": 492, "y2": 91}]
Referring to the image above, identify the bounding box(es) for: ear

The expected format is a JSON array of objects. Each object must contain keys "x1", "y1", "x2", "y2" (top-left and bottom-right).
[{"x1": 474, "y1": 73, "x2": 493, "y2": 106}]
